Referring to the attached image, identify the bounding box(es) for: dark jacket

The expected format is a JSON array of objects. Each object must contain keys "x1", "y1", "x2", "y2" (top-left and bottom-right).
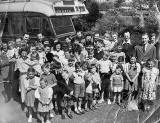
[{"x1": 134, "y1": 44, "x2": 156, "y2": 63}]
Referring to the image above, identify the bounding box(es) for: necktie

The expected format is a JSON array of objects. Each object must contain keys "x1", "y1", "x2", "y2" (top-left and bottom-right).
[{"x1": 143, "y1": 45, "x2": 145, "y2": 53}]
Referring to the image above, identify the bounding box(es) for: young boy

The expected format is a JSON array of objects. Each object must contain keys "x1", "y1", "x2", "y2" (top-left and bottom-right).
[
  {"x1": 97, "y1": 52, "x2": 112, "y2": 104},
  {"x1": 71, "y1": 62, "x2": 86, "y2": 114}
]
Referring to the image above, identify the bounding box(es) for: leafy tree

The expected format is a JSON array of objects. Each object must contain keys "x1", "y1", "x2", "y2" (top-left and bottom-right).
[{"x1": 73, "y1": 0, "x2": 101, "y2": 31}]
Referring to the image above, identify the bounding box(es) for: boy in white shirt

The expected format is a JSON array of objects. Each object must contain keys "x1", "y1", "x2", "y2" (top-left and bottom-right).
[
  {"x1": 71, "y1": 62, "x2": 85, "y2": 114},
  {"x1": 97, "y1": 52, "x2": 112, "y2": 104}
]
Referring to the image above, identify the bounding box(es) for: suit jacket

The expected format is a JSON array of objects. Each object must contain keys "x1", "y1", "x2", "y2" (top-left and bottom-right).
[
  {"x1": 134, "y1": 44, "x2": 156, "y2": 63},
  {"x1": 121, "y1": 40, "x2": 135, "y2": 62}
]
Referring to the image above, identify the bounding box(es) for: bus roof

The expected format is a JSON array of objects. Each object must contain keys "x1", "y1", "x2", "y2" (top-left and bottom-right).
[{"x1": 0, "y1": 0, "x2": 88, "y2": 16}]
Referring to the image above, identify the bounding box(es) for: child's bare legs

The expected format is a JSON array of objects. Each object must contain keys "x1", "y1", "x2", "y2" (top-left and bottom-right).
[
  {"x1": 98, "y1": 92, "x2": 104, "y2": 103},
  {"x1": 78, "y1": 98, "x2": 83, "y2": 112},
  {"x1": 113, "y1": 93, "x2": 116, "y2": 104},
  {"x1": 46, "y1": 112, "x2": 51, "y2": 123},
  {"x1": 74, "y1": 98, "x2": 80, "y2": 114},
  {"x1": 39, "y1": 112, "x2": 45, "y2": 123},
  {"x1": 118, "y1": 93, "x2": 121, "y2": 104},
  {"x1": 28, "y1": 107, "x2": 33, "y2": 123},
  {"x1": 85, "y1": 101, "x2": 88, "y2": 110},
  {"x1": 49, "y1": 110, "x2": 54, "y2": 118}
]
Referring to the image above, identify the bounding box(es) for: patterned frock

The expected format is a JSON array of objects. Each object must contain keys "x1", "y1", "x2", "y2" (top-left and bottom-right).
[
  {"x1": 142, "y1": 67, "x2": 159, "y2": 100},
  {"x1": 25, "y1": 77, "x2": 40, "y2": 107},
  {"x1": 35, "y1": 86, "x2": 53, "y2": 112}
]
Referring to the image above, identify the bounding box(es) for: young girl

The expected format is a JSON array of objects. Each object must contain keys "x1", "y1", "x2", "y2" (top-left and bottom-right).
[
  {"x1": 24, "y1": 67, "x2": 40, "y2": 123},
  {"x1": 41, "y1": 63, "x2": 57, "y2": 118},
  {"x1": 125, "y1": 56, "x2": 141, "y2": 101},
  {"x1": 142, "y1": 59, "x2": 159, "y2": 101},
  {"x1": 85, "y1": 64, "x2": 101, "y2": 111},
  {"x1": 110, "y1": 65, "x2": 124, "y2": 104},
  {"x1": 35, "y1": 78, "x2": 53, "y2": 123}
]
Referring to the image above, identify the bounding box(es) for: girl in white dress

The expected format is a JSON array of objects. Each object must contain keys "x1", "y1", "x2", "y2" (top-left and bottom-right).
[{"x1": 142, "y1": 59, "x2": 159, "y2": 101}]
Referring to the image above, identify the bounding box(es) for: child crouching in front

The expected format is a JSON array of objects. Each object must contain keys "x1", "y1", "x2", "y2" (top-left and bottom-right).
[
  {"x1": 110, "y1": 65, "x2": 124, "y2": 105},
  {"x1": 35, "y1": 78, "x2": 53, "y2": 123}
]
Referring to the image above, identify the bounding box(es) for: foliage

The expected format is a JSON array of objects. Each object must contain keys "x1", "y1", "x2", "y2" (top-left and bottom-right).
[
  {"x1": 99, "y1": 2, "x2": 115, "y2": 11},
  {"x1": 73, "y1": 1, "x2": 101, "y2": 32}
]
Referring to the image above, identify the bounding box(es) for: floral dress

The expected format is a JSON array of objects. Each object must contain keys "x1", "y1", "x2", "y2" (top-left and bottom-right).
[
  {"x1": 142, "y1": 67, "x2": 159, "y2": 100},
  {"x1": 35, "y1": 86, "x2": 53, "y2": 112}
]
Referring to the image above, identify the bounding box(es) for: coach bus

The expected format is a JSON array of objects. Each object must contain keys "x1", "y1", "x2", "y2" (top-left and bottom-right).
[{"x1": 0, "y1": 0, "x2": 88, "y2": 42}]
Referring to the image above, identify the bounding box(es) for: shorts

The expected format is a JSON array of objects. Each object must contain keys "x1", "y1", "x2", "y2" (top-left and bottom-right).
[
  {"x1": 73, "y1": 83, "x2": 85, "y2": 98},
  {"x1": 85, "y1": 93, "x2": 93, "y2": 101},
  {"x1": 113, "y1": 87, "x2": 123, "y2": 92}
]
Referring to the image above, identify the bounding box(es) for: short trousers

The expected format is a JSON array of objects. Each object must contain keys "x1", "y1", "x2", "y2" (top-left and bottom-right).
[
  {"x1": 113, "y1": 87, "x2": 123, "y2": 92},
  {"x1": 73, "y1": 83, "x2": 85, "y2": 98}
]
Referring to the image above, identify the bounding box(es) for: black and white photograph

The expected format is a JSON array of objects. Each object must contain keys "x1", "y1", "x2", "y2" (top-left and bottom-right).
[{"x1": 0, "y1": 0, "x2": 160, "y2": 123}]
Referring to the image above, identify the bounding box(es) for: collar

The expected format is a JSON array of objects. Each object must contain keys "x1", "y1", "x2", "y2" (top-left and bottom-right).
[
  {"x1": 144, "y1": 43, "x2": 149, "y2": 47},
  {"x1": 122, "y1": 39, "x2": 131, "y2": 45}
]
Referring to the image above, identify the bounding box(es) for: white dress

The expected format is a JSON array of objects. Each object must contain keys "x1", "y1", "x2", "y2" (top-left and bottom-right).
[{"x1": 142, "y1": 67, "x2": 159, "y2": 100}]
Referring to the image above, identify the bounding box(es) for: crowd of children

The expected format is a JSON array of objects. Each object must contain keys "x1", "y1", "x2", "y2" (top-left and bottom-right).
[{"x1": 0, "y1": 31, "x2": 160, "y2": 123}]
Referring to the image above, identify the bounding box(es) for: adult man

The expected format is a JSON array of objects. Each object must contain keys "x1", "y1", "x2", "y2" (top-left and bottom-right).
[
  {"x1": 121, "y1": 31, "x2": 135, "y2": 62},
  {"x1": 110, "y1": 32, "x2": 119, "y2": 51},
  {"x1": 134, "y1": 33, "x2": 156, "y2": 64},
  {"x1": 37, "y1": 33, "x2": 44, "y2": 43}
]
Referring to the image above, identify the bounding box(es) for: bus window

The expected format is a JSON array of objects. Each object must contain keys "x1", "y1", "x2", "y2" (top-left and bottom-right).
[
  {"x1": 10, "y1": 14, "x2": 26, "y2": 35},
  {"x1": 0, "y1": 13, "x2": 7, "y2": 37},
  {"x1": 42, "y1": 18, "x2": 55, "y2": 37},
  {"x1": 51, "y1": 16, "x2": 74, "y2": 36},
  {"x1": 26, "y1": 16, "x2": 40, "y2": 35},
  {"x1": 2, "y1": 15, "x2": 10, "y2": 37}
]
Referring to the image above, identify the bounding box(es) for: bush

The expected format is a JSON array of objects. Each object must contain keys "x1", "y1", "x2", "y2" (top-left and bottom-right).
[{"x1": 73, "y1": 1, "x2": 101, "y2": 32}]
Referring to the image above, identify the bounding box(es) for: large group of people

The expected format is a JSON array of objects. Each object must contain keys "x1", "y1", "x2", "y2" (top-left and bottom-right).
[{"x1": 0, "y1": 31, "x2": 159, "y2": 123}]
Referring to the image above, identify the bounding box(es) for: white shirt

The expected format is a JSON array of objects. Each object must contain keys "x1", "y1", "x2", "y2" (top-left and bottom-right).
[
  {"x1": 98, "y1": 60, "x2": 112, "y2": 73},
  {"x1": 72, "y1": 71, "x2": 85, "y2": 84},
  {"x1": 122, "y1": 39, "x2": 131, "y2": 45},
  {"x1": 51, "y1": 50, "x2": 65, "y2": 61},
  {"x1": 144, "y1": 43, "x2": 149, "y2": 52}
]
